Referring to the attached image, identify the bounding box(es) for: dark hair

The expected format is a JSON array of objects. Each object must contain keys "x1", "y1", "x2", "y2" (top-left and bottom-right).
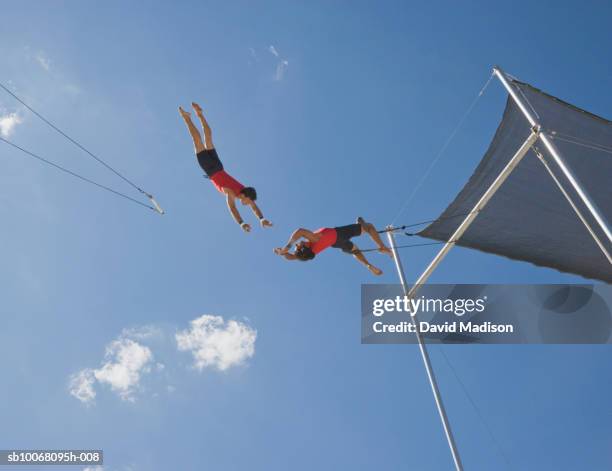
[
  {"x1": 240, "y1": 187, "x2": 257, "y2": 201},
  {"x1": 295, "y1": 245, "x2": 315, "y2": 261}
]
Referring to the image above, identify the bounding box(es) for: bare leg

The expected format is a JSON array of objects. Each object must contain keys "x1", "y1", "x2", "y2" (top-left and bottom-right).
[
  {"x1": 351, "y1": 244, "x2": 383, "y2": 276},
  {"x1": 192, "y1": 102, "x2": 214, "y2": 150},
  {"x1": 358, "y1": 217, "x2": 392, "y2": 256},
  {"x1": 179, "y1": 107, "x2": 206, "y2": 154}
]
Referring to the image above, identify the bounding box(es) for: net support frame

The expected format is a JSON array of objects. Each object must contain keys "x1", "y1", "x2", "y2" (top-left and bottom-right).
[
  {"x1": 408, "y1": 129, "x2": 540, "y2": 291},
  {"x1": 531, "y1": 148, "x2": 612, "y2": 264},
  {"x1": 493, "y1": 65, "x2": 612, "y2": 253},
  {"x1": 388, "y1": 66, "x2": 612, "y2": 468},
  {"x1": 386, "y1": 129, "x2": 540, "y2": 471}
]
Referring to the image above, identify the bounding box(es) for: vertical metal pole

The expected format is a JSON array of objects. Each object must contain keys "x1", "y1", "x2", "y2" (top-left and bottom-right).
[
  {"x1": 493, "y1": 66, "x2": 612, "y2": 248},
  {"x1": 387, "y1": 230, "x2": 464, "y2": 471},
  {"x1": 386, "y1": 131, "x2": 538, "y2": 471}
]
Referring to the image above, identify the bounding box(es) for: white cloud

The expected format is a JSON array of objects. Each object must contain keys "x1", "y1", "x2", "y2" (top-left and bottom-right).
[
  {"x1": 69, "y1": 330, "x2": 155, "y2": 404},
  {"x1": 268, "y1": 45, "x2": 279, "y2": 57},
  {"x1": 36, "y1": 52, "x2": 51, "y2": 71},
  {"x1": 70, "y1": 316, "x2": 257, "y2": 405},
  {"x1": 93, "y1": 338, "x2": 153, "y2": 401},
  {"x1": 0, "y1": 112, "x2": 23, "y2": 137},
  {"x1": 69, "y1": 369, "x2": 97, "y2": 404},
  {"x1": 275, "y1": 60, "x2": 289, "y2": 81},
  {"x1": 176, "y1": 315, "x2": 256, "y2": 371}
]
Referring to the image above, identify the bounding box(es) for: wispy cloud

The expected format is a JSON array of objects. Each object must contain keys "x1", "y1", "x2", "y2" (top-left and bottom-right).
[
  {"x1": 35, "y1": 52, "x2": 51, "y2": 71},
  {"x1": 176, "y1": 315, "x2": 256, "y2": 371},
  {"x1": 268, "y1": 45, "x2": 279, "y2": 58},
  {"x1": 121, "y1": 325, "x2": 163, "y2": 341},
  {"x1": 261, "y1": 45, "x2": 289, "y2": 81},
  {"x1": 275, "y1": 60, "x2": 289, "y2": 81},
  {"x1": 69, "y1": 369, "x2": 97, "y2": 404},
  {"x1": 0, "y1": 112, "x2": 23, "y2": 137},
  {"x1": 69, "y1": 330, "x2": 156, "y2": 405}
]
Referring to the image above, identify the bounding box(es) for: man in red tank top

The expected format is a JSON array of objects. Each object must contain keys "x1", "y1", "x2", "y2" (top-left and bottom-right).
[
  {"x1": 274, "y1": 218, "x2": 392, "y2": 276},
  {"x1": 179, "y1": 102, "x2": 272, "y2": 232}
]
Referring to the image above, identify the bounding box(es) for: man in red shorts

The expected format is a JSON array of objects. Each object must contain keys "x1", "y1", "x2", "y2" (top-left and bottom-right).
[
  {"x1": 179, "y1": 102, "x2": 272, "y2": 232},
  {"x1": 274, "y1": 218, "x2": 392, "y2": 275}
]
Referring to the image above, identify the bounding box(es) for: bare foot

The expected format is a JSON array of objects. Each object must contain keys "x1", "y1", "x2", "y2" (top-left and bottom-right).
[
  {"x1": 368, "y1": 264, "x2": 383, "y2": 276},
  {"x1": 192, "y1": 102, "x2": 203, "y2": 115},
  {"x1": 179, "y1": 106, "x2": 190, "y2": 118},
  {"x1": 379, "y1": 246, "x2": 393, "y2": 257}
]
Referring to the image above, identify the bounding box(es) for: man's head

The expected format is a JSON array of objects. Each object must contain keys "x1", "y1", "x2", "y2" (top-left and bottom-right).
[
  {"x1": 238, "y1": 187, "x2": 257, "y2": 204},
  {"x1": 295, "y1": 242, "x2": 315, "y2": 261}
]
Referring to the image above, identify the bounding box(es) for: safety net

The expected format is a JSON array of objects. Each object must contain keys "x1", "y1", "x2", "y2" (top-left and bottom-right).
[{"x1": 419, "y1": 78, "x2": 612, "y2": 283}]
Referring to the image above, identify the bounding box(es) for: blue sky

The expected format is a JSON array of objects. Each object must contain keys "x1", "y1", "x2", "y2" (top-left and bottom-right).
[{"x1": 1, "y1": 1, "x2": 611, "y2": 470}]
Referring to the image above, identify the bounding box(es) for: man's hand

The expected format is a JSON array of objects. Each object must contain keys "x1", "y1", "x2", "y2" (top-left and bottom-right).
[
  {"x1": 241, "y1": 222, "x2": 252, "y2": 233},
  {"x1": 274, "y1": 247, "x2": 288, "y2": 255},
  {"x1": 260, "y1": 218, "x2": 273, "y2": 228}
]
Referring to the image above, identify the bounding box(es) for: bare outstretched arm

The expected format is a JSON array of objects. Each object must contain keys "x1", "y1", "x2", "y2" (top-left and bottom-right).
[
  {"x1": 225, "y1": 190, "x2": 250, "y2": 232},
  {"x1": 247, "y1": 201, "x2": 273, "y2": 228},
  {"x1": 285, "y1": 228, "x2": 317, "y2": 248},
  {"x1": 274, "y1": 228, "x2": 317, "y2": 256},
  {"x1": 179, "y1": 107, "x2": 206, "y2": 154},
  {"x1": 192, "y1": 102, "x2": 214, "y2": 150},
  {"x1": 274, "y1": 250, "x2": 298, "y2": 261}
]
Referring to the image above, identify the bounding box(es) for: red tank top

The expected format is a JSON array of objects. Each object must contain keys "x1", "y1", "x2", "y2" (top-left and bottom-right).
[
  {"x1": 307, "y1": 228, "x2": 337, "y2": 254},
  {"x1": 210, "y1": 170, "x2": 245, "y2": 195}
]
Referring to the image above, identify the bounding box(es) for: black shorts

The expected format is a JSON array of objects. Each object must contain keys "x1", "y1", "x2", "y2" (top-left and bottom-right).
[
  {"x1": 197, "y1": 148, "x2": 223, "y2": 177},
  {"x1": 332, "y1": 223, "x2": 362, "y2": 253}
]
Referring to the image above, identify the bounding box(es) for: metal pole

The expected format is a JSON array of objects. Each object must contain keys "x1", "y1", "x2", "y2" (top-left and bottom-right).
[
  {"x1": 387, "y1": 229, "x2": 464, "y2": 471},
  {"x1": 408, "y1": 131, "x2": 540, "y2": 295},
  {"x1": 493, "y1": 66, "x2": 612, "y2": 248},
  {"x1": 388, "y1": 131, "x2": 537, "y2": 471},
  {"x1": 532, "y1": 148, "x2": 612, "y2": 264}
]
